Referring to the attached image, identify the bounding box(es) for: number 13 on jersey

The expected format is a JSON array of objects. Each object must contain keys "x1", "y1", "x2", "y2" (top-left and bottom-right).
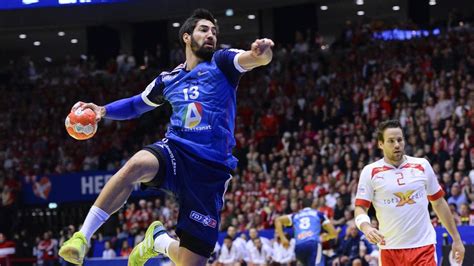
[{"x1": 183, "y1": 86, "x2": 200, "y2": 100}]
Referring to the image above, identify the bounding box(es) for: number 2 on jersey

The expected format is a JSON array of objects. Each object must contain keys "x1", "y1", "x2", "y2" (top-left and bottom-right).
[
  {"x1": 183, "y1": 86, "x2": 199, "y2": 101},
  {"x1": 396, "y1": 172, "x2": 405, "y2": 186}
]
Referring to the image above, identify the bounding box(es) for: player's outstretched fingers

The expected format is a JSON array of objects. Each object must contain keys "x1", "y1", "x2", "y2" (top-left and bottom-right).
[
  {"x1": 71, "y1": 101, "x2": 85, "y2": 112},
  {"x1": 372, "y1": 230, "x2": 384, "y2": 244},
  {"x1": 257, "y1": 39, "x2": 272, "y2": 54},
  {"x1": 452, "y1": 242, "x2": 465, "y2": 264},
  {"x1": 366, "y1": 229, "x2": 383, "y2": 244}
]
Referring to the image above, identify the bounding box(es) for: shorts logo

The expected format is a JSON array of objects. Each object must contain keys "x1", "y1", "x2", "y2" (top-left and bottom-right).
[
  {"x1": 394, "y1": 190, "x2": 416, "y2": 207},
  {"x1": 157, "y1": 139, "x2": 176, "y2": 176},
  {"x1": 189, "y1": 211, "x2": 217, "y2": 228}
]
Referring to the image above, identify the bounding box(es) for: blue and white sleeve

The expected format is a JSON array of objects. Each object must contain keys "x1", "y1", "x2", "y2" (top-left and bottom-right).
[
  {"x1": 141, "y1": 76, "x2": 166, "y2": 107},
  {"x1": 214, "y1": 48, "x2": 249, "y2": 87},
  {"x1": 104, "y1": 77, "x2": 165, "y2": 120}
]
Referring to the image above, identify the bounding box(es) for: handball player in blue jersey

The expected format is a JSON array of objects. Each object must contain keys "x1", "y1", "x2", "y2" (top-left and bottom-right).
[
  {"x1": 58, "y1": 8, "x2": 274, "y2": 266},
  {"x1": 275, "y1": 200, "x2": 338, "y2": 266}
]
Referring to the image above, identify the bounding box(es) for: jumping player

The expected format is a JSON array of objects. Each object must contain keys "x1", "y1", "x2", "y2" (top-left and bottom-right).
[
  {"x1": 354, "y1": 120, "x2": 465, "y2": 265},
  {"x1": 275, "y1": 200, "x2": 338, "y2": 266},
  {"x1": 58, "y1": 8, "x2": 274, "y2": 266}
]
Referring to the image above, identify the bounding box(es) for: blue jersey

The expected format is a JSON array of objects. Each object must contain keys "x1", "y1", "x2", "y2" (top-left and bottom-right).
[
  {"x1": 141, "y1": 49, "x2": 247, "y2": 169},
  {"x1": 291, "y1": 208, "x2": 328, "y2": 245}
]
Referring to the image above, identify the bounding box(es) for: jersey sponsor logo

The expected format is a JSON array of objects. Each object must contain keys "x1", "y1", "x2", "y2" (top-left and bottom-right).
[
  {"x1": 189, "y1": 211, "x2": 217, "y2": 228},
  {"x1": 297, "y1": 231, "x2": 314, "y2": 240},
  {"x1": 394, "y1": 190, "x2": 416, "y2": 207},
  {"x1": 382, "y1": 190, "x2": 425, "y2": 206},
  {"x1": 183, "y1": 102, "x2": 203, "y2": 128}
]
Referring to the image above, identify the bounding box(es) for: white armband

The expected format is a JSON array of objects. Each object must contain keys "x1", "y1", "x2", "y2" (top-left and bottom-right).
[{"x1": 355, "y1": 214, "x2": 371, "y2": 231}]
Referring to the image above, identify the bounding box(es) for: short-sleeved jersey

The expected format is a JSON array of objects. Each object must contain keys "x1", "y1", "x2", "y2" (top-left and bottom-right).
[
  {"x1": 355, "y1": 156, "x2": 445, "y2": 249},
  {"x1": 141, "y1": 49, "x2": 248, "y2": 169},
  {"x1": 290, "y1": 207, "x2": 329, "y2": 245}
]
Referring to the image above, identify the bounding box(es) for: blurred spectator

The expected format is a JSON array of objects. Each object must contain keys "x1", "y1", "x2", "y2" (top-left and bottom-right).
[
  {"x1": 448, "y1": 183, "x2": 468, "y2": 212},
  {"x1": 247, "y1": 237, "x2": 272, "y2": 265},
  {"x1": 36, "y1": 232, "x2": 58, "y2": 266},
  {"x1": 0, "y1": 232, "x2": 15, "y2": 257},
  {"x1": 227, "y1": 226, "x2": 247, "y2": 264},
  {"x1": 331, "y1": 223, "x2": 372, "y2": 266},
  {"x1": 102, "y1": 240, "x2": 116, "y2": 259},
  {"x1": 218, "y1": 236, "x2": 240, "y2": 266},
  {"x1": 459, "y1": 203, "x2": 474, "y2": 226},
  {"x1": 120, "y1": 240, "x2": 132, "y2": 257}
]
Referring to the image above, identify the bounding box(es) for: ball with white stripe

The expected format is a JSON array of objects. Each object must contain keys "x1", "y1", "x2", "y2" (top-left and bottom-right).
[{"x1": 65, "y1": 108, "x2": 98, "y2": 140}]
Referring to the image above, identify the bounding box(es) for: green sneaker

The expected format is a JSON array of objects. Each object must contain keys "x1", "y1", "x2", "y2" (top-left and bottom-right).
[
  {"x1": 128, "y1": 221, "x2": 165, "y2": 266},
  {"x1": 58, "y1": 232, "x2": 88, "y2": 265}
]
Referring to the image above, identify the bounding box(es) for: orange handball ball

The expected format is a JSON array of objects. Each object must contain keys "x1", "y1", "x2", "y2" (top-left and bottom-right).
[{"x1": 65, "y1": 108, "x2": 98, "y2": 140}]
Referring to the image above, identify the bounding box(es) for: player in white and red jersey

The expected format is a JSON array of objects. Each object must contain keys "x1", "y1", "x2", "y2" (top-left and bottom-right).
[{"x1": 354, "y1": 120, "x2": 464, "y2": 266}]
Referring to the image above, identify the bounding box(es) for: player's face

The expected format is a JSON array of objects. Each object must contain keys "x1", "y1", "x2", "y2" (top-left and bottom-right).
[
  {"x1": 190, "y1": 19, "x2": 217, "y2": 61},
  {"x1": 379, "y1": 127, "x2": 405, "y2": 165}
]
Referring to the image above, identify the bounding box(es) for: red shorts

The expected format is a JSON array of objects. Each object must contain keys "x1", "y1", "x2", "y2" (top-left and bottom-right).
[{"x1": 380, "y1": 244, "x2": 436, "y2": 266}]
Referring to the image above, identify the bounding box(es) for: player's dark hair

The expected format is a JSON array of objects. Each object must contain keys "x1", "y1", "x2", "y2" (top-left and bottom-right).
[
  {"x1": 179, "y1": 8, "x2": 218, "y2": 49},
  {"x1": 302, "y1": 199, "x2": 312, "y2": 208},
  {"x1": 376, "y1": 120, "x2": 402, "y2": 142}
]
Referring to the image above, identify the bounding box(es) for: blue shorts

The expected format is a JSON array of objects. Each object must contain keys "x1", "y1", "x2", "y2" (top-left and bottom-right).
[
  {"x1": 141, "y1": 138, "x2": 232, "y2": 258},
  {"x1": 295, "y1": 240, "x2": 324, "y2": 266}
]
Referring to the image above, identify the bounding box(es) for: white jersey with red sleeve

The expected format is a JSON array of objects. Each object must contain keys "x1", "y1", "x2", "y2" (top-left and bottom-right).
[{"x1": 355, "y1": 156, "x2": 444, "y2": 249}]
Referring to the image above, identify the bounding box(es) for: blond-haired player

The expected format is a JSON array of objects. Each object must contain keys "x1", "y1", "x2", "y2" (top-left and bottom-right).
[{"x1": 354, "y1": 120, "x2": 464, "y2": 265}]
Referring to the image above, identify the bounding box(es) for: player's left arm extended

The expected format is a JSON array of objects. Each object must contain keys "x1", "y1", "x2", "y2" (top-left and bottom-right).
[
  {"x1": 321, "y1": 221, "x2": 338, "y2": 242},
  {"x1": 275, "y1": 215, "x2": 292, "y2": 246},
  {"x1": 103, "y1": 94, "x2": 156, "y2": 120},
  {"x1": 238, "y1": 38, "x2": 274, "y2": 71},
  {"x1": 430, "y1": 197, "x2": 465, "y2": 262}
]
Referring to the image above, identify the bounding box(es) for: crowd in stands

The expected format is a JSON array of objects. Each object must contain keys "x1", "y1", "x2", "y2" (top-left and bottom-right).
[{"x1": 0, "y1": 16, "x2": 473, "y2": 265}]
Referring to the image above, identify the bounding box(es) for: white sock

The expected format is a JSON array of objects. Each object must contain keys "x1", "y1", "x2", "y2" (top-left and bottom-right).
[
  {"x1": 154, "y1": 233, "x2": 176, "y2": 257},
  {"x1": 79, "y1": 206, "x2": 110, "y2": 242}
]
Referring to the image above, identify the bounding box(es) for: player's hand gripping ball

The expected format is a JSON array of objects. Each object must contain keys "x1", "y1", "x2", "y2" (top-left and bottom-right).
[{"x1": 65, "y1": 108, "x2": 98, "y2": 140}]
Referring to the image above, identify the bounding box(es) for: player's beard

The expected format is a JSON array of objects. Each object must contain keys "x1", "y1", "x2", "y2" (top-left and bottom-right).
[
  {"x1": 191, "y1": 36, "x2": 215, "y2": 61},
  {"x1": 391, "y1": 150, "x2": 405, "y2": 163}
]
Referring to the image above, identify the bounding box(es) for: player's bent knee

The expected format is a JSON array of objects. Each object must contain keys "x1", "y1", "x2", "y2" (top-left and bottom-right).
[
  {"x1": 177, "y1": 246, "x2": 209, "y2": 266},
  {"x1": 122, "y1": 150, "x2": 160, "y2": 183}
]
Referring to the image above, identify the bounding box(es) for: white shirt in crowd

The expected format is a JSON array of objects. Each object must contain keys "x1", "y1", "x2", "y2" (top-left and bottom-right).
[
  {"x1": 102, "y1": 248, "x2": 116, "y2": 259},
  {"x1": 218, "y1": 243, "x2": 240, "y2": 264},
  {"x1": 232, "y1": 236, "x2": 248, "y2": 261},
  {"x1": 245, "y1": 237, "x2": 272, "y2": 262},
  {"x1": 247, "y1": 242, "x2": 273, "y2": 265},
  {"x1": 272, "y1": 239, "x2": 296, "y2": 264}
]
